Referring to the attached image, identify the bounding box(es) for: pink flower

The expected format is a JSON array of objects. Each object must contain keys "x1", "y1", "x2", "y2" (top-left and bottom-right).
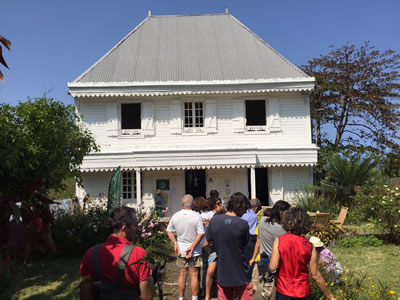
[
  {"x1": 158, "y1": 231, "x2": 162, "y2": 234},
  {"x1": 147, "y1": 232, "x2": 152, "y2": 237},
  {"x1": 142, "y1": 228, "x2": 146, "y2": 233},
  {"x1": 149, "y1": 223, "x2": 155, "y2": 228},
  {"x1": 141, "y1": 233, "x2": 145, "y2": 238},
  {"x1": 145, "y1": 215, "x2": 150, "y2": 220},
  {"x1": 162, "y1": 207, "x2": 168, "y2": 213}
]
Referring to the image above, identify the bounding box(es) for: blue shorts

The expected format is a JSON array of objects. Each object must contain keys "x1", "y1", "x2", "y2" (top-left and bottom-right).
[{"x1": 208, "y1": 252, "x2": 217, "y2": 264}]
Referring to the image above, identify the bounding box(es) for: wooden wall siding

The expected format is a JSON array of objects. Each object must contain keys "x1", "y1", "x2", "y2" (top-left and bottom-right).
[
  {"x1": 282, "y1": 166, "x2": 313, "y2": 202},
  {"x1": 77, "y1": 93, "x2": 312, "y2": 151}
]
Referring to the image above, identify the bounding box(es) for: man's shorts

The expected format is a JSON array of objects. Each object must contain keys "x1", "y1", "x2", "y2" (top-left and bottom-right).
[
  {"x1": 176, "y1": 255, "x2": 203, "y2": 268},
  {"x1": 208, "y1": 252, "x2": 217, "y2": 265}
]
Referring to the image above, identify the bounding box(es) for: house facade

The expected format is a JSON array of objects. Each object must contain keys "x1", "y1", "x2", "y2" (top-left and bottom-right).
[{"x1": 68, "y1": 12, "x2": 317, "y2": 216}]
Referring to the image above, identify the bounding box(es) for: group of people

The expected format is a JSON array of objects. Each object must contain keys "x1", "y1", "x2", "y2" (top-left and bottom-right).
[
  {"x1": 78, "y1": 191, "x2": 339, "y2": 300},
  {"x1": 166, "y1": 192, "x2": 339, "y2": 300}
]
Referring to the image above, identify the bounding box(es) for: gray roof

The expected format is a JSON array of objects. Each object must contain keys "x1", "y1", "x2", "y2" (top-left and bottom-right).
[{"x1": 74, "y1": 13, "x2": 308, "y2": 83}]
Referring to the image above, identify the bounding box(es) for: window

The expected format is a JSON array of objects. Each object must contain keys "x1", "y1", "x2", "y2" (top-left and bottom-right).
[
  {"x1": 184, "y1": 102, "x2": 204, "y2": 132},
  {"x1": 122, "y1": 171, "x2": 136, "y2": 200},
  {"x1": 245, "y1": 100, "x2": 266, "y2": 131},
  {"x1": 121, "y1": 103, "x2": 141, "y2": 135}
]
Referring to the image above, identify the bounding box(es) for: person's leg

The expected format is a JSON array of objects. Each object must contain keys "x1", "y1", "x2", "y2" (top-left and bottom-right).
[
  {"x1": 189, "y1": 267, "x2": 199, "y2": 296},
  {"x1": 205, "y1": 261, "x2": 217, "y2": 300},
  {"x1": 178, "y1": 267, "x2": 188, "y2": 298},
  {"x1": 275, "y1": 291, "x2": 296, "y2": 300},
  {"x1": 217, "y1": 284, "x2": 234, "y2": 300},
  {"x1": 202, "y1": 249, "x2": 209, "y2": 294},
  {"x1": 251, "y1": 263, "x2": 258, "y2": 293}
]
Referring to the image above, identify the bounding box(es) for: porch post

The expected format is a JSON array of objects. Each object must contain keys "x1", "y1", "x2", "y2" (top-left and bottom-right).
[
  {"x1": 250, "y1": 167, "x2": 256, "y2": 199},
  {"x1": 136, "y1": 169, "x2": 142, "y2": 205}
]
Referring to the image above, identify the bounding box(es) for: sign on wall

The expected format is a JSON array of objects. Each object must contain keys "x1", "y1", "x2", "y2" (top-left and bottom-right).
[{"x1": 156, "y1": 179, "x2": 169, "y2": 190}]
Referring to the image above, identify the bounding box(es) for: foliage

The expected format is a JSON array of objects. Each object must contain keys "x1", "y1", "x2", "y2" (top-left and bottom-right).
[
  {"x1": 136, "y1": 207, "x2": 169, "y2": 251},
  {"x1": 0, "y1": 97, "x2": 99, "y2": 195},
  {"x1": 0, "y1": 35, "x2": 11, "y2": 82},
  {"x1": 310, "y1": 223, "x2": 342, "y2": 246},
  {"x1": 51, "y1": 207, "x2": 110, "y2": 257},
  {"x1": 319, "y1": 151, "x2": 381, "y2": 207},
  {"x1": 48, "y1": 177, "x2": 77, "y2": 200},
  {"x1": 355, "y1": 184, "x2": 400, "y2": 243},
  {"x1": 336, "y1": 235, "x2": 384, "y2": 248},
  {"x1": 301, "y1": 42, "x2": 400, "y2": 155},
  {"x1": 294, "y1": 185, "x2": 339, "y2": 214},
  {"x1": 0, "y1": 250, "x2": 21, "y2": 293},
  {"x1": 0, "y1": 98, "x2": 98, "y2": 258}
]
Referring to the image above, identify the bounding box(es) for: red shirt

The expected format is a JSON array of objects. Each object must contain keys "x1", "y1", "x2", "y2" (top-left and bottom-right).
[
  {"x1": 276, "y1": 233, "x2": 312, "y2": 298},
  {"x1": 80, "y1": 235, "x2": 150, "y2": 288}
]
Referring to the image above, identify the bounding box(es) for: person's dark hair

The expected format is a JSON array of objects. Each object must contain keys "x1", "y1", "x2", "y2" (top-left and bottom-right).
[
  {"x1": 281, "y1": 207, "x2": 312, "y2": 236},
  {"x1": 193, "y1": 196, "x2": 209, "y2": 212},
  {"x1": 268, "y1": 200, "x2": 291, "y2": 223},
  {"x1": 215, "y1": 208, "x2": 226, "y2": 215},
  {"x1": 209, "y1": 190, "x2": 219, "y2": 198},
  {"x1": 207, "y1": 197, "x2": 218, "y2": 211},
  {"x1": 263, "y1": 207, "x2": 272, "y2": 221},
  {"x1": 227, "y1": 192, "x2": 250, "y2": 216},
  {"x1": 109, "y1": 206, "x2": 137, "y2": 233}
]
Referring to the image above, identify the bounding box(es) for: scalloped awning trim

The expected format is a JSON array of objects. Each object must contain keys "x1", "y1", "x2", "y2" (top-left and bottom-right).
[{"x1": 81, "y1": 162, "x2": 316, "y2": 172}]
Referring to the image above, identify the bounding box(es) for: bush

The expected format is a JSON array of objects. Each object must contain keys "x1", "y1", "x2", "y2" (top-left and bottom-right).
[
  {"x1": 310, "y1": 223, "x2": 342, "y2": 246},
  {"x1": 136, "y1": 207, "x2": 170, "y2": 250},
  {"x1": 336, "y1": 235, "x2": 384, "y2": 248},
  {"x1": 51, "y1": 207, "x2": 110, "y2": 257},
  {"x1": 0, "y1": 250, "x2": 22, "y2": 297},
  {"x1": 294, "y1": 185, "x2": 339, "y2": 214},
  {"x1": 355, "y1": 184, "x2": 400, "y2": 243}
]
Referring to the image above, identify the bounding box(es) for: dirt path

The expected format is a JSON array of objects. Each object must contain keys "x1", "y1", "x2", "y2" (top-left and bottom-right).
[{"x1": 161, "y1": 257, "x2": 263, "y2": 300}]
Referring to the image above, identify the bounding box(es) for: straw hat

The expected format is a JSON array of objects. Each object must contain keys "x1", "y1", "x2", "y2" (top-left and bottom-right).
[{"x1": 309, "y1": 236, "x2": 324, "y2": 248}]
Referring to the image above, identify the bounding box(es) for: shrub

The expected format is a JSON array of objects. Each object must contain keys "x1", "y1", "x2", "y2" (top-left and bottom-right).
[
  {"x1": 336, "y1": 235, "x2": 384, "y2": 248},
  {"x1": 135, "y1": 207, "x2": 169, "y2": 250},
  {"x1": 51, "y1": 207, "x2": 110, "y2": 257},
  {"x1": 0, "y1": 250, "x2": 21, "y2": 296},
  {"x1": 355, "y1": 184, "x2": 400, "y2": 243},
  {"x1": 294, "y1": 185, "x2": 339, "y2": 214},
  {"x1": 310, "y1": 223, "x2": 342, "y2": 246}
]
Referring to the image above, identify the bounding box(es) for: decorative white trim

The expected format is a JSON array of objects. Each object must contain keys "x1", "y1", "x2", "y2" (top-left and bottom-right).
[
  {"x1": 121, "y1": 129, "x2": 141, "y2": 135},
  {"x1": 246, "y1": 125, "x2": 267, "y2": 132},
  {"x1": 81, "y1": 162, "x2": 316, "y2": 173},
  {"x1": 183, "y1": 127, "x2": 205, "y2": 133}
]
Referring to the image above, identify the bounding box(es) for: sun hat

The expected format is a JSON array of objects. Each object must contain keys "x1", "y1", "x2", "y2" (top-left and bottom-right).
[{"x1": 309, "y1": 236, "x2": 324, "y2": 248}]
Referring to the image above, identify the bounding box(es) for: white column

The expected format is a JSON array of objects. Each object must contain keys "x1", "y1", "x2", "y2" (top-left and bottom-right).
[
  {"x1": 250, "y1": 167, "x2": 256, "y2": 199},
  {"x1": 136, "y1": 169, "x2": 142, "y2": 206}
]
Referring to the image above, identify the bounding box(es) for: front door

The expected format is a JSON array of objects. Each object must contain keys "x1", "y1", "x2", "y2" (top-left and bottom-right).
[
  {"x1": 185, "y1": 170, "x2": 206, "y2": 199},
  {"x1": 247, "y1": 167, "x2": 269, "y2": 205}
]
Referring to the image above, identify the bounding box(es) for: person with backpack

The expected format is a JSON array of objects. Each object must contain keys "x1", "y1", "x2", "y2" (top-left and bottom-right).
[{"x1": 79, "y1": 206, "x2": 154, "y2": 300}]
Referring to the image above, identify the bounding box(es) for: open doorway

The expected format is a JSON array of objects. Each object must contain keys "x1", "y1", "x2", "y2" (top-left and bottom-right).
[
  {"x1": 185, "y1": 170, "x2": 206, "y2": 199},
  {"x1": 247, "y1": 168, "x2": 269, "y2": 206}
]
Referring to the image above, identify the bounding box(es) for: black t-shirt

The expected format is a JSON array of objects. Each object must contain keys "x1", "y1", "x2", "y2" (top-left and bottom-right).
[{"x1": 206, "y1": 214, "x2": 250, "y2": 287}]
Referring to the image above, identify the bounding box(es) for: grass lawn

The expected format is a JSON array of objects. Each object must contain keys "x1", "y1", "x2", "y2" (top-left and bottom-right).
[
  {"x1": 331, "y1": 244, "x2": 400, "y2": 292},
  {"x1": 3, "y1": 244, "x2": 400, "y2": 299}
]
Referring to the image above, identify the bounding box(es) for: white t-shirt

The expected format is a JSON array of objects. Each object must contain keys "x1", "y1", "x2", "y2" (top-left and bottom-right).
[{"x1": 166, "y1": 209, "x2": 205, "y2": 257}]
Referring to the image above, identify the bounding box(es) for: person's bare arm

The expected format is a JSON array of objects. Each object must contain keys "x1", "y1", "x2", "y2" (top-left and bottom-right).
[
  {"x1": 167, "y1": 231, "x2": 180, "y2": 256},
  {"x1": 139, "y1": 276, "x2": 154, "y2": 300},
  {"x1": 309, "y1": 247, "x2": 337, "y2": 300},
  {"x1": 79, "y1": 275, "x2": 92, "y2": 300},
  {"x1": 269, "y1": 237, "x2": 280, "y2": 272},
  {"x1": 250, "y1": 235, "x2": 260, "y2": 266},
  {"x1": 185, "y1": 233, "x2": 204, "y2": 259}
]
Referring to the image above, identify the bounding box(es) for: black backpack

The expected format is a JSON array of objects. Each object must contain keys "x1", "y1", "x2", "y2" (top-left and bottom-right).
[{"x1": 91, "y1": 244, "x2": 140, "y2": 300}]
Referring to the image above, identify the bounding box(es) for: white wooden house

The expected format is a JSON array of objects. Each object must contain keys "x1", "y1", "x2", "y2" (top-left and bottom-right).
[{"x1": 68, "y1": 12, "x2": 317, "y2": 216}]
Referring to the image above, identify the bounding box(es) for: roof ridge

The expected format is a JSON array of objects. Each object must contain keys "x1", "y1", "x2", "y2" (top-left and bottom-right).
[
  {"x1": 228, "y1": 15, "x2": 309, "y2": 78},
  {"x1": 72, "y1": 16, "x2": 151, "y2": 83},
  {"x1": 150, "y1": 13, "x2": 229, "y2": 18}
]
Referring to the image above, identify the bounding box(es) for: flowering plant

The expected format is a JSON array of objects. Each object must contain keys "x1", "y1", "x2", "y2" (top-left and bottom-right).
[
  {"x1": 0, "y1": 251, "x2": 21, "y2": 294},
  {"x1": 135, "y1": 207, "x2": 169, "y2": 249}
]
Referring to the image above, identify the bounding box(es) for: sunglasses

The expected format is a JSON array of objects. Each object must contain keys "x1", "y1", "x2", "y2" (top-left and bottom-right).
[{"x1": 216, "y1": 202, "x2": 222, "y2": 206}]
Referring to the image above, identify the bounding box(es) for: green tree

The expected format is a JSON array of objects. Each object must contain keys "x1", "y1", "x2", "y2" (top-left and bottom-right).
[
  {"x1": 320, "y1": 151, "x2": 380, "y2": 207},
  {"x1": 301, "y1": 42, "x2": 400, "y2": 154},
  {"x1": 0, "y1": 97, "x2": 98, "y2": 257}
]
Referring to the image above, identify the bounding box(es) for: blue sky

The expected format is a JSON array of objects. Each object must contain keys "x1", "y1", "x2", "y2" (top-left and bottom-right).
[{"x1": 1, "y1": 0, "x2": 399, "y2": 106}]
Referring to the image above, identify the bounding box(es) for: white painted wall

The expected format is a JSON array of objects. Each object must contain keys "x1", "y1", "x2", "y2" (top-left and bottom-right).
[
  {"x1": 76, "y1": 92, "x2": 312, "y2": 152},
  {"x1": 282, "y1": 166, "x2": 313, "y2": 203}
]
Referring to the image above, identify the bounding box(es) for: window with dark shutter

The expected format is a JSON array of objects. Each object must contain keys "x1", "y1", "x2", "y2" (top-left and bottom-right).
[{"x1": 121, "y1": 103, "x2": 141, "y2": 129}]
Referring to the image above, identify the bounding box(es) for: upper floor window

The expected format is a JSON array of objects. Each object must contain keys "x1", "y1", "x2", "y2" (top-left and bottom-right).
[
  {"x1": 121, "y1": 103, "x2": 141, "y2": 135},
  {"x1": 184, "y1": 102, "x2": 204, "y2": 133},
  {"x1": 245, "y1": 100, "x2": 266, "y2": 131}
]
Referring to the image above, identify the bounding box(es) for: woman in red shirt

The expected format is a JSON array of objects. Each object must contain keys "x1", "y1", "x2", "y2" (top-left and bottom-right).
[{"x1": 269, "y1": 207, "x2": 336, "y2": 300}]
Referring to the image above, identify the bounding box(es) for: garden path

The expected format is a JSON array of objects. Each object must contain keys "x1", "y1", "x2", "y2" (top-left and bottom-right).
[{"x1": 162, "y1": 258, "x2": 263, "y2": 300}]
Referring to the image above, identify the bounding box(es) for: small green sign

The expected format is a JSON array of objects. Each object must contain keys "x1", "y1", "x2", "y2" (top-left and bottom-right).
[{"x1": 156, "y1": 179, "x2": 169, "y2": 190}]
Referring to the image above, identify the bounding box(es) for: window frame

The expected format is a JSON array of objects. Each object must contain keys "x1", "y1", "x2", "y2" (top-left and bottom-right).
[
  {"x1": 245, "y1": 99, "x2": 268, "y2": 133},
  {"x1": 183, "y1": 101, "x2": 205, "y2": 134},
  {"x1": 121, "y1": 171, "x2": 137, "y2": 201},
  {"x1": 119, "y1": 101, "x2": 142, "y2": 136}
]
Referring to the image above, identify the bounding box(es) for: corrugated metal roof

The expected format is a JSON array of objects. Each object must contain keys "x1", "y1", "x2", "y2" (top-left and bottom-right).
[{"x1": 74, "y1": 13, "x2": 308, "y2": 83}]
